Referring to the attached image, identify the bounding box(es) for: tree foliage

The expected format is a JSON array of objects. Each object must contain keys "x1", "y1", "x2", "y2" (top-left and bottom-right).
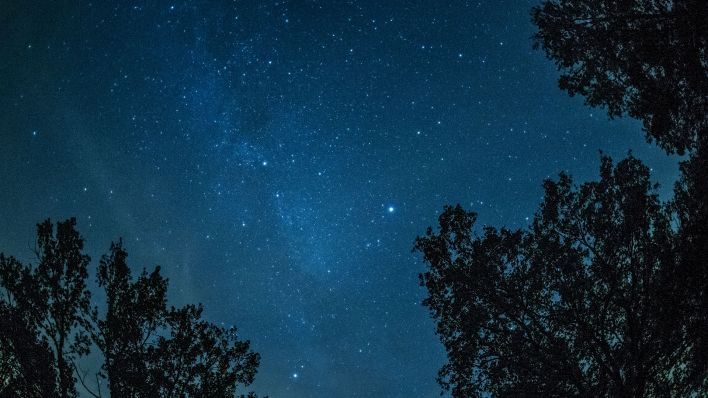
[
  {"x1": 532, "y1": 2, "x2": 708, "y2": 393},
  {"x1": 0, "y1": 219, "x2": 261, "y2": 397},
  {"x1": 0, "y1": 219, "x2": 91, "y2": 397},
  {"x1": 669, "y1": 150, "x2": 708, "y2": 389},
  {"x1": 0, "y1": 301, "x2": 60, "y2": 398},
  {"x1": 415, "y1": 155, "x2": 705, "y2": 397},
  {"x1": 93, "y1": 242, "x2": 260, "y2": 397},
  {"x1": 93, "y1": 242, "x2": 168, "y2": 397},
  {"x1": 532, "y1": 0, "x2": 707, "y2": 155}
]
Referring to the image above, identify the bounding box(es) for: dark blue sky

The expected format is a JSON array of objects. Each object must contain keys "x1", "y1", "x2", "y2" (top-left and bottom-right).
[{"x1": 0, "y1": 1, "x2": 678, "y2": 396}]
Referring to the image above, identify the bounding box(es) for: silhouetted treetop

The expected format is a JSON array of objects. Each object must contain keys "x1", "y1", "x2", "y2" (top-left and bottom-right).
[
  {"x1": 415, "y1": 155, "x2": 702, "y2": 397},
  {"x1": 532, "y1": 0, "x2": 707, "y2": 154},
  {"x1": 0, "y1": 218, "x2": 92, "y2": 398},
  {"x1": 92, "y1": 239, "x2": 262, "y2": 398},
  {"x1": 0, "y1": 219, "x2": 263, "y2": 398},
  {"x1": 0, "y1": 301, "x2": 60, "y2": 398}
]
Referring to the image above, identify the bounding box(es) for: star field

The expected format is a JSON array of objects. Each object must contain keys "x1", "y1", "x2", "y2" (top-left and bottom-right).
[{"x1": 0, "y1": 1, "x2": 678, "y2": 397}]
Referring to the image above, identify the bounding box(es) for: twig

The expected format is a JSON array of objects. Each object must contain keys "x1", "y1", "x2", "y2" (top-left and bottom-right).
[{"x1": 70, "y1": 359, "x2": 101, "y2": 398}]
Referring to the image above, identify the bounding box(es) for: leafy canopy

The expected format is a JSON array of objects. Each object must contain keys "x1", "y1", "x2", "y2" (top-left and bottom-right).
[
  {"x1": 532, "y1": 0, "x2": 707, "y2": 154},
  {"x1": 0, "y1": 219, "x2": 262, "y2": 398},
  {"x1": 415, "y1": 155, "x2": 702, "y2": 397}
]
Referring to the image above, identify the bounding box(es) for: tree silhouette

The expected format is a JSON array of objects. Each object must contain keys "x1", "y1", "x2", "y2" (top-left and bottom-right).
[
  {"x1": 92, "y1": 241, "x2": 168, "y2": 397},
  {"x1": 0, "y1": 218, "x2": 92, "y2": 397},
  {"x1": 415, "y1": 155, "x2": 703, "y2": 397},
  {"x1": 0, "y1": 301, "x2": 60, "y2": 397},
  {"x1": 532, "y1": 0, "x2": 707, "y2": 155},
  {"x1": 0, "y1": 219, "x2": 262, "y2": 397},
  {"x1": 532, "y1": 1, "x2": 708, "y2": 393},
  {"x1": 670, "y1": 152, "x2": 708, "y2": 390},
  {"x1": 93, "y1": 242, "x2": 260, "y2": 398}
]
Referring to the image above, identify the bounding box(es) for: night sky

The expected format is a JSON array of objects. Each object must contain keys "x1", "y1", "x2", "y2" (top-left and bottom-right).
[{"x1": 0, "y1": 1, "x2": 679, "y2": 397}]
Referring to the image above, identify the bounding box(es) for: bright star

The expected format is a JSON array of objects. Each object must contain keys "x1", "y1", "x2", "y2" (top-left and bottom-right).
[{"x1": 388, "y1": 206, "x2": 395, "y2": 213}]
